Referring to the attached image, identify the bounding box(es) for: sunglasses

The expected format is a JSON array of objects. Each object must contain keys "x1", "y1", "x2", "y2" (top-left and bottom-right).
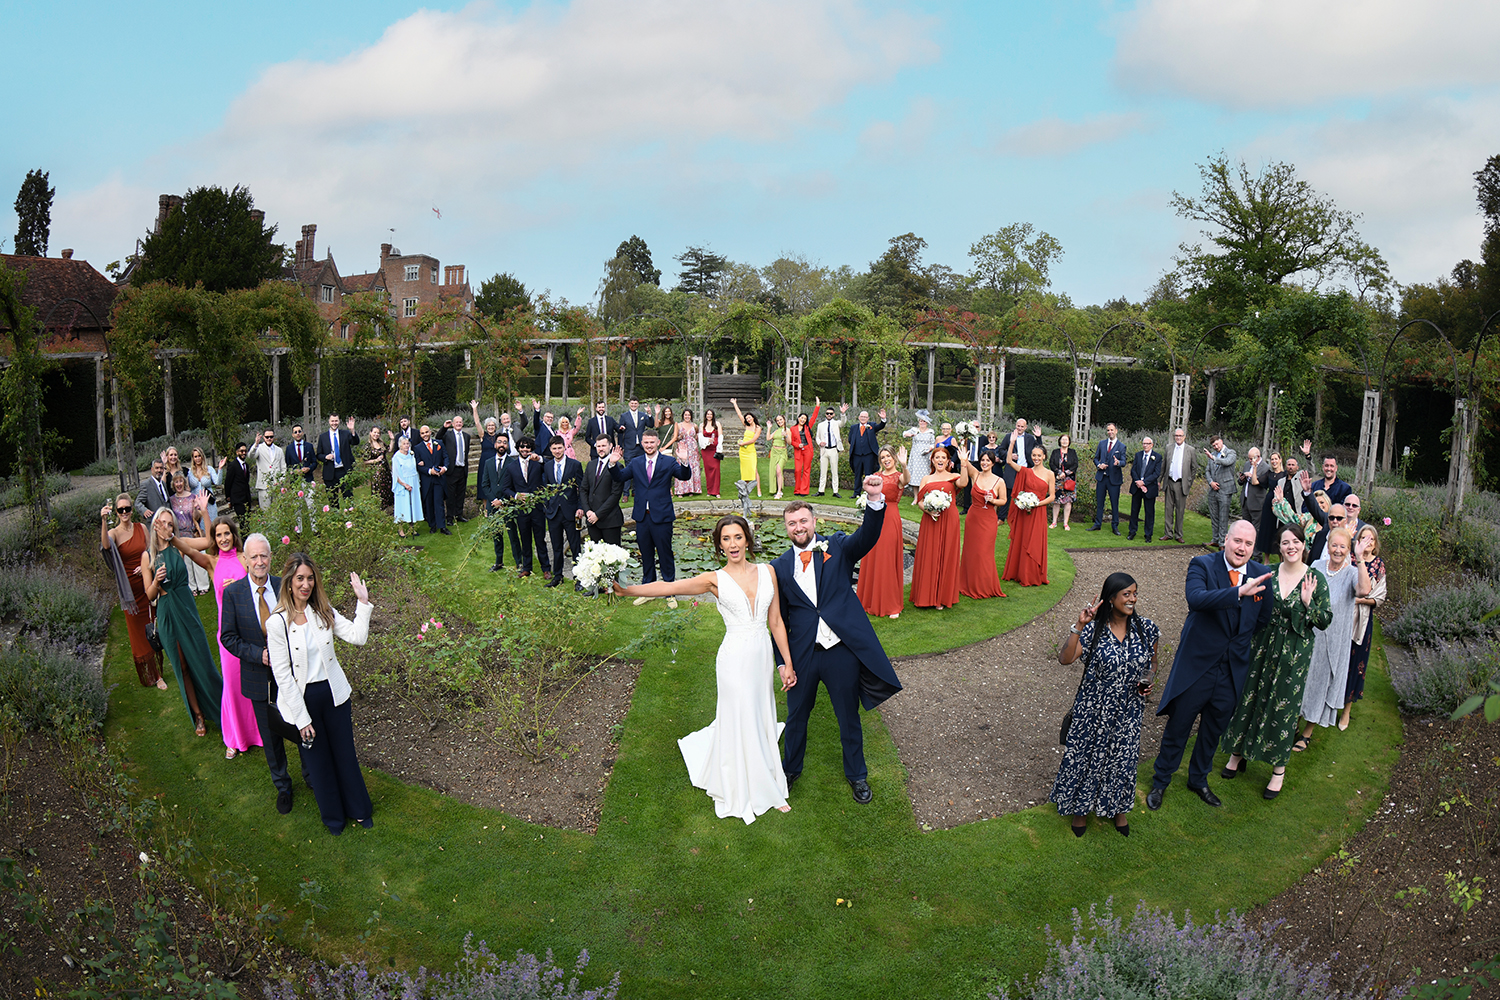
[
  {"x1": 1329, "y1": 516, "x2": 1346, "y2": 522},
  {"x1": 116, "y1": 505, "x2": 133, "y2": 513}
]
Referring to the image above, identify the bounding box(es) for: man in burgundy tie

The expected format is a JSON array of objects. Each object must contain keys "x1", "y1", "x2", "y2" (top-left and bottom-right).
[
  {"x1": 285, "y1": 423, "x2": 318, "y2": 484},
  {"x1": 608, "y1": 427, "x2": 692, "y2": 606}
]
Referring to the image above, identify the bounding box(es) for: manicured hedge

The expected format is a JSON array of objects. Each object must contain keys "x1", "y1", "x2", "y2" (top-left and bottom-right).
[
  {"x1": 1095, "y1": 367, "x2": 1172, "y2": 432},
  {"x1": 1012, "y1": 360, "x2": 1072, "y2": 428}
]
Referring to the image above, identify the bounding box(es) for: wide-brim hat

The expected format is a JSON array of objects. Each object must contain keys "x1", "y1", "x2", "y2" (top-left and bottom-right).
[{"x1": 914, "y1": 409, "x2": 932, "y2": 423}]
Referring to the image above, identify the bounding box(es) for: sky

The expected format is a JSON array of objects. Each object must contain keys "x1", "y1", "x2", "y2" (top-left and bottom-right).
[{"x1": 6, "y1": 0, "x2": 1500, "y2": 308}]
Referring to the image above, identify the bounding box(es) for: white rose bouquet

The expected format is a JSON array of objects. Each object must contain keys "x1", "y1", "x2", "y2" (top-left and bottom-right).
[
  {"x1": 1013, "y1": 490, "x2": 1042, "y2": 511},
  {"x1": 856, "y1": 492, "x2": 869, "y2": 510},
  {"x1": 573, "y1": 539, "x2": 633, "y2": 597},
  {"x1": 919, "y1": 489, "x2": 952, "y2": 520}
]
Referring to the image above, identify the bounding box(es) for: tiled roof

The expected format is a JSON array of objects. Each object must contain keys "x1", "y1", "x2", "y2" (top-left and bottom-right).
[
  {"x1": 342, "y1": 270, "x2": 386, "y2": 293},
  {"x1": 0, "y1": 254, "x2": 118, "y2": 334}
]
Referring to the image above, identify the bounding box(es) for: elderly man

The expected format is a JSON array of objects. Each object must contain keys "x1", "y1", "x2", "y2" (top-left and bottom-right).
[
  {"x1": 441, "y1": 414, "x2": 472, "y2": 523},
  {"x1": 250, "y1": 427, "x2": 287, "y2": 510},
  {"x1": 136, "y1": 458, "x2": 172, "y2": 517},
  {"x1": 1203, "y1": 435, "x2": 1238, "y2": 548},
  {"x1": 999, "y1": 418, "x2": 1040, "y2": 523},
  {"x1": 1239, "y1": 446, "x2": 1271, "y2": 526},
  {"x1": 1126, "y1": 436, "x2": 1161, "y2": 542},
  {"x1": 1343, "y1": 494, "x2": 1369, "y2": 534},
  {"x1": 1161, "y1": 427, "x2": 1195, "y2": 542},
  {"x1": 847, "y1": 408, "x2": 887, "y2": 483}
]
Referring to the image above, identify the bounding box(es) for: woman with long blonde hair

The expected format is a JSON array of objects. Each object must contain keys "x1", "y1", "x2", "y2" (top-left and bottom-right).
[{"x1": 141, "y1": 507, "x2": 223, "y2": 736}]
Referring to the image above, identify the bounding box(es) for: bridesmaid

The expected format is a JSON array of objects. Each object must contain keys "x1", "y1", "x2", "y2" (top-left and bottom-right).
[
  {"x1": 672, "y1": 407, "x2": 702, "y2": 495},
  {"x1": 141, "y1": 508, "x2": 223, "y2": 737},
  {"x1": 391, "y1": 435, "x2": 423, "y2": 537},
  {"x1": 700, "y1": 409, "x2": 723, "y2": 497},
  {"x1": 767, "y1": 414, "x2": 789, "y2": 499},
  {"x1": 910, "y1": 444, "x2": 966, "y2": 609},
  {"x1": 858, "y1": 445, "x2": 910, "y2": 618},
  {"x1": 1002, "y1": 443, "x2": 1056, "y2": 586},
  {"x1": 173, "y1": 502, "x2": 261, "y2": 759},
  {"x1": 731, "y1": 399, "x2": 762, "y2": 496},
  {"x1": 99, "y1": 493, "x2": 167, "y2": 689},
  {"x1": 958, "y1": 451, "x2": 1007, "y2": 600},
  {"x1": 902, "y1": 411, "x2": 935, "y2": 493}
]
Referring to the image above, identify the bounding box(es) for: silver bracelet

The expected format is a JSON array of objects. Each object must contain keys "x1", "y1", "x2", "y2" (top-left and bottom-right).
[{"x1": 1069, "y1": 625, "x2": 1081, "y2": 636}]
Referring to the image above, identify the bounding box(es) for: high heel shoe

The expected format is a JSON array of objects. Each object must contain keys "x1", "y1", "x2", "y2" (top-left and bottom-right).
[
  {"x1": 1114, "y1": 822, "x2": 1130, "y2": 837},
  {"x1": 1071, "y1": 818, "x2": 1087, "y2": 837},
  {"x1": 1263, "y1": 767, "x2": 1286, "y2": 800},
  {"x1": 1221, "y1": 758, "x2": 1243, "y2": 779}
]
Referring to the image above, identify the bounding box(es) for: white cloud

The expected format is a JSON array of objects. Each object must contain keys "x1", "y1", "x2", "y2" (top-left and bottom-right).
[
  {"x1": 992, "y1": 112, "x2": 1146, "y2": 157},
  {"x1": 53, "y1": 0, "x2": 936, "y2": 282},
  {"x1": 1113, "y1": 0, "x2": 1500, "y2": 109}
]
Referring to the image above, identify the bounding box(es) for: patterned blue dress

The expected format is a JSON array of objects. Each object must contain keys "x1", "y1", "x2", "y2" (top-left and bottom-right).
[{"x1": 1049, "y1": 616, "x2": 1160, "y2": 817}]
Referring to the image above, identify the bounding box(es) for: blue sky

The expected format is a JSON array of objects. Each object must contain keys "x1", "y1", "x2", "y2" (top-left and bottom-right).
[{"x1": 6, "y1": 1, "x2": 1500, "y2": 306}]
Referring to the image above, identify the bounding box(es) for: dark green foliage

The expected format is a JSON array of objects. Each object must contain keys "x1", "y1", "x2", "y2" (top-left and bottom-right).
[
  {"x1": 1011, "y1": 360, "x2": 1073, "y2": 428},
  {"x1": 616, "y1": 235, "x2": 661, "y2": 286},
  {"x1": 1095, "y1": 367, "x2": 1171, "y2": 432},
  {"x1": 674, "y1": 246, "x2": 729, "y2": 297},
  {"x1": 0, "y1": 643, "x2": 108, "y2": 734},
  {"x1": 860, "y1": 233, "x2": 934, "y2": 318},
  {"x1": 132, "y1": 185, "x2": 284, "y2": 293},
  {"x1": 322, "y1": 354, "x2": 388, "y2": 419},
  {"x1": 474, "y1": 272, "x2": 530, "y2": 320},
  {"x1": 418, "y1": 350, "x2": 462, "y2": 413},
  {"x1": 12, "y1": 168, "x2": 54, "y2": 258}
]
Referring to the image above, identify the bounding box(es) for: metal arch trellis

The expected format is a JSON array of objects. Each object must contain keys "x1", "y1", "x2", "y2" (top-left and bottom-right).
[{"x1": 1060, "y1": 318, "x2": 1156, "y2": 443}]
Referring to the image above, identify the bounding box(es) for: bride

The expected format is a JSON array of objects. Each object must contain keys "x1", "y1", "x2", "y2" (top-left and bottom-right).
[{"x1": 615, "y1": 514, "x2": 797, "y2": 823}]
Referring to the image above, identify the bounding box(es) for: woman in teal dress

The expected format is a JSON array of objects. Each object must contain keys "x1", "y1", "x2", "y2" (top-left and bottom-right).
[
  {"x1": 1219, "y1": 522, "x2": 1332, "y2": 800},
  {"x1": 141, "y1": 508, "x2": 224, "y2": 737}
]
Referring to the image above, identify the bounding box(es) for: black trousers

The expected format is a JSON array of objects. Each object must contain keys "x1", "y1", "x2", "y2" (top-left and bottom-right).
[
  {"x1": 546, "y1": 513, "x2": 581, "y2": 580},
  {"x1": 488, "y1": 510, "x2": 506, "y2": 566},
  {"x1": 781, "y1": 642, "x2": 865, "y2": 781},
  {"x1": 250, "y1": 695, "x2": 307, "y2": 795},
  {"x1": 587, "y1": 521, "x2": 622, "y2": 546},
  {"x1": 323, "y1": 469, "x2": 350, "y2": 502},
  {"x1": 636, "y1": 517, "x2": 675, "y2": 583},
  {"x1": 445, "y1": 465, "x2": 468, "y2": 520},
  {"x1": 1128, "y1": 491, "x2": 1157, "y2": 539},
  {"x1": 1152, "y1": 657, "x2": 1237, "y2": 790},
  {"x1": 300, "y1": 680, "x2": 371, "y2": 834},
  {"x1": 420, "y1": 475, "x2": 446, "y2": 533},
  {"x1": 510, "y1": 509, "x2": 549, "y2": 574},
  {"x1": 1093, "y1": 481, "x2": 1121, "y2": 527}
]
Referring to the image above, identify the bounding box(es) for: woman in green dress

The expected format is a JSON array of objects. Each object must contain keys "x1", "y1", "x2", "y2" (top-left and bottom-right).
[
  {"x1": 141, "y1": 507, "x2": 224, "y2": 737},
  {"x1": 766, "y1": 414, "x2": 789, "y2": 499},
  {"x1": 1219, "y1": 522, "x2": 1332, "y2": 800}
]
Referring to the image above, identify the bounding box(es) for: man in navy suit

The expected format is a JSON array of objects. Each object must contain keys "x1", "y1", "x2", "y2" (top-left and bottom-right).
[
  {"x1": 616, "y1": 397, "x2": 653, "y2": 461},
  {"x1": 774, "y1": 477, "x2": 903, "y2": 804},
  {"x1": 540, "y1": 436, "x2": 583, "y2": 588},
  {"x1": 1147, "y1": 519, "x2": 1275, "y2": 810},
  {"x1": 996, "y1": 418, "x2": 1040, "y2": 522},
  {"x1": 846, "y1": 408, "x2": 887, "y2": 483},
  {"x1": 413, "y1": 425, "x2": 449, "y2": 535},
  {"x1": 502, "y1": 437, "x2": 550, "y2": 577},
  {"x1": 607, "y1": 426, "x2": 692, "y2": 602},
  {"x1": 285, "y1": 424, "x2": 318, "y2": 484},
  {"x1": 218, "y1": 533, "x2": 307, "y2": 815},
  {"x1": 1126, "y1": 436, "x2": 1161, "y2": 542},
  {"x1": 586, "y1": 400, "x2": 620, "y2": 451},
  {"x1": 1089, "y1": 422, "x2": 1128, "y2": 533},
  {"x1": 478, "y1": 437, "x2": 511, "y2": 570},
  {"x1": 316, "y1": 413, "x2": 358, "y2": 500}
]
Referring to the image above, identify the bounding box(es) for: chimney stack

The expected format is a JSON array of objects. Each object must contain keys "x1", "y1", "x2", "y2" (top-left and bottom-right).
[
  {"x1": 380, "y1": 243, "x2": 392, "y2": 260},
  {"x1": 250, "y1": 209, "x2": 264, "y2": 227},
  {"x1": 155, "y1": 194, "x2": 182, "y2": 233},
  {"x1": 61, "y1": 249, "x2": 73, "y2": 259},
  {"x1": 301, "y1": 224, "x2": 316, "y2": 264}
]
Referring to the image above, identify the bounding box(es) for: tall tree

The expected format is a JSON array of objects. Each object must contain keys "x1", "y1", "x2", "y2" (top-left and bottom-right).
[
  {"x1": 674, "y1": 246, "x2": 729, "y2": 297},
  {"x1": 0, "y1": 262, "x2": 55, "y2": 533},
  {"x1": 475, "y1": 272, "x2": 530, "y2": 320},
  {"x1": 132, "y1": 185, "x2": 285, "y2": 293},
  {"x1": 596, "y1": 253, "x2": 642, "y2": 328},
  {"x1": 615, "y1": 235, "x2": 661, "y2": 286},
  {"x1": 967, "y1": 222, "x2": 1063, "y2": 307},
  {"x1": 860, "y1": 233, "x2": 934, "y2": 319},
  {"x1": 1473, "y1": 154, "x2": 1500, "y2": 318},
  {"x1": 13, "y1": 169, "x2": 54, "y2": 258},
  {"x1": 760, "y1": 255, "x2": 831, "y2": 313}
]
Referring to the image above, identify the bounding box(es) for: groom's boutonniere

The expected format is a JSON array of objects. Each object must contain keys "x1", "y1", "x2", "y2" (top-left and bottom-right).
[{"x1": 811, "y1": 539, "x2": 831, "y2": 561}]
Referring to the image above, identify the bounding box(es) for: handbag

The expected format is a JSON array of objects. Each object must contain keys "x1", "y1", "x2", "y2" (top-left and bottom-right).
[
  {"x1": 144, "y1": 621, "x2": 164, "y2": 653},
  {"x1": 1063, "y1": 478, "x2": 1076, "y2": 492}
]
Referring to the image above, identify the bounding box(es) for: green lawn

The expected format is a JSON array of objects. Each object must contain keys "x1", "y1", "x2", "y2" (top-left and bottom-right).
[{"x1": 104, "y1": 504, "x2": 1397, "y2": 999}]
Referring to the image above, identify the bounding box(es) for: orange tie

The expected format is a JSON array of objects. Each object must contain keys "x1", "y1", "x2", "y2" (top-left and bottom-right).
[
  {"x1": 1229, "y1": 569, "x2": 1240, "y2": 587},
  {"x1": 799, "y1": 551, "x2": 813, "y2": 570}
]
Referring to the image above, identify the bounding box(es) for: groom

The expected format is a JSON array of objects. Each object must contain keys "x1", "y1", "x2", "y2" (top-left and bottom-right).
[{"x1": 774, "y1": 474, "x2": 903, "y2": 804}]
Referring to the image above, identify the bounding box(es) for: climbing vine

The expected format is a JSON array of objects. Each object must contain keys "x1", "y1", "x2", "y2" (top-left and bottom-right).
[{"x1": 0, "y1": 262, "x2": 56, "y2": 534}]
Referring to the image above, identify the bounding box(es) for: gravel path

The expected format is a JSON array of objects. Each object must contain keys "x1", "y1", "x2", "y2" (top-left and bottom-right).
[{"x1": 882, "y1": 543, "x2": 1201, "y2": 830}]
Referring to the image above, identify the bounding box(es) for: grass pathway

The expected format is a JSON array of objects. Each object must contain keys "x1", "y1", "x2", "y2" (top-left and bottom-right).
[{"x1": 103, "y1": 506, "x2": 1402, "y2": 998}]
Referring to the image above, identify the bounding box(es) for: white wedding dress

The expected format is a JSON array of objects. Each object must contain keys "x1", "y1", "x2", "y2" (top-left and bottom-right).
[{"x1": 677, "y1": 564, "x2": 790, "y2": 824}]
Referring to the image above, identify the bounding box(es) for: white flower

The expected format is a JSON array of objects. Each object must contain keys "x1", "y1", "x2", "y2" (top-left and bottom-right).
[
  {"x1": 810, "y1": 539, "x2": 830, "y2": 554},
  {"x1": 1013, "y1": 490, "x2": 1042, "y2": 511},
  {"x1": 574, "y1": 539, "x2": 631, "y2": 590},
  {"x1": 855, "y1": 493, "x2": 869, "y2": 510},
  {"x1": 919, "y1": 490, "x2": 952, "y2": 520},
  {"x1": 139, "y1": 852, "x2": 150, "y2": 865}
]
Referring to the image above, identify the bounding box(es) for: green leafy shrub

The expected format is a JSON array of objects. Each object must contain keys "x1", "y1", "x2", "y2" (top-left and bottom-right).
[
  {"x1": 0, "y1": 472, "x2": 70, "y2": 510},
  {"x1": 0, "y1": 565, "x2": 112, "y2": 645},
  {"x1": 1011, "y1": 360, "x2": 1072, "y2": 429},
  {"x1": 1388, "y1": 581, "x2": 1500, "y2": 647},
  {"x1": 1453, "y1": 517, "x2": 1500, "y2": 579},
  {"x1": 0, "y1": 643, "x2": 108, "y2": 735},
  {"x1": 1392, "y1": 640, "x2": 1500, "y2": 716},
  {"x1": 244, "y1": 473, "x2": 395, "y2": 598}
]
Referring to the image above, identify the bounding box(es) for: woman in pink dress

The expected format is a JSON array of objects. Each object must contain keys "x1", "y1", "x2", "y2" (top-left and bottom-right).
[
  {"x1": 178, "y1": 499, "x2": 262, "y2": 758},
  {"x1": 674, "y1": 407, "x2": 703, "y2": 495}
]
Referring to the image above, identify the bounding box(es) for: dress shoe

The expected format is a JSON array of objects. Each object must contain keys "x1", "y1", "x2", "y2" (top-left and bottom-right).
[
  {"x1": 276, "y1": 789, "x2": 293, "y2": 815},
  {"x1": 1071, "y1": 822, "x2": 1087, "y2": 838},
  {"x1": 1112, "y1": 527, "x2": 1120, "y2": 535},
  {"x1": 848, "y1": 778, "x2": 873, "y2": 804},
  {"x1": 666, "y1": 597, "x2": 679, "y2": 609},
  {"x1": 1146, "y1": 787, "x2": 1164, "y2": 810},
  {"x1": 1145, "y1": 537, "x2": 1152, "y2": 543},
  {"x1": 785, "y1": 771, "x2": 800, "y2": 789},
  {"x1": 816, "y1": 492, "x2": 825, "y2": 497},
  {"x1": 575, "y1": 583, "x2": 586, "y2": 593},
  {"x1": 1127, "y1": 533, "x2": 1136, "y2": 541},
  {"x1": 1115, "y1": 822, "x2": 1130, "y2": 837},
  {"x1": 632, "y1": 596, "x2": 654, "y2": 606},
  {"x1": 1264, "y1": 767, "x2": 1286, "y2": 800},
  {"x1": 356, "y1": 817, "x2": 375, "y2": 829},
  {"x1": 1188, "y1": 784, "x2": 1222, "y2": 807},
  {"x1": 489, "y1": 564, "x2": 503, "y2": 572},
  {"x1": 456, "y1": 516, "x2": 469, "y2": 523},
  {"x1": 544, "y1": 578, "x2": 561, "y2": 588},
  {"x1": 518, "y1": 570, "x2": 531, "y2": 578},
  {"x1": 440, "y1": 527, "x2": 452, "y2": 535},
  {"x1": 1086, "y1": 524, "x2": 1101, "y2": 532}
]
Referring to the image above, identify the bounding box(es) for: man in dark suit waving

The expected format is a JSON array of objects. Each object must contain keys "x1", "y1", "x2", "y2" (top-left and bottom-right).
[
  {"x1": 581, "y1": 435, "x2": 624, "y2": 545},
  {"x1": 996, "y1": 417, "x2": 1039, "y2": 522},
  {"x1": 1089, "y1": 422, "x2": 1128, "y2": 533},
  {"x1": 1147, "y1": 519, "x2": 1274, "y2": 810},
  {"x1": 774, "y1": 477, "x2": 903, "y2": 804},
  {"x1": 316, "y1": 414, "x2": 357, "y2": 500},
  {"x1": 1126, "y1": 436, "x2": 1161, "y2": 542},
  {"x1": 846, "y1": 408, "x2": 887, "y2": 483},
  {"x1": 218, "y1": 533, "x2": 306, "y2": 815},
  {"x1": 608, "y1": 426, "x2": 692, "y2": 604},
  {"x1": 540, "y1": 436, "x2": 583, "y2": 588}
]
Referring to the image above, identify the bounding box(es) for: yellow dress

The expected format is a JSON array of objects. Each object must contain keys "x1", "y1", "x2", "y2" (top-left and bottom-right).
[{"x1": 739, "y1": 428, "x2": 760, "y2": 482}]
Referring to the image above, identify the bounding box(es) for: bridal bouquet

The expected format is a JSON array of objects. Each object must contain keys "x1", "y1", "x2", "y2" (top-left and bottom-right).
[
  {"x1": 856, "y1": 492, "x2": 869, "y2": 510},
  {"x1": 919, "y1": 489, "x2": 952, "y2": 520},
  {"x1": 573, "y1": 539, "x2": 632, "y2": 597},
  {"x1": 1013, "y1": 490, "x2": 1042, "y2": 511},
  {"x1": 952, "y1": 420, "x2": 975, "y2": 440}
]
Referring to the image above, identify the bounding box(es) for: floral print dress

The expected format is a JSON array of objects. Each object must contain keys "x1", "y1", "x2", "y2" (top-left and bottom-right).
[{"x1": 1220, "y1": 569, "x2": 1333, "y2": 766}]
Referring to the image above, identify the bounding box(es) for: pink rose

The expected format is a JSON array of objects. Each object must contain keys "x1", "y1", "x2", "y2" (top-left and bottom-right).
[
  {"x1": 323, "y1": 505, "x2": 331, "y2": 513},
  {"x1": 297, "y1": 490, "x2": 305, "y2": 498},
  {"x1": 1382, "y1": 517, "x2": 1391, "y2": 526},
  {"x1": 294, "y1": 526, "x2": 301, "y2": 533},
  {"x1": 345, "y1": 521, "x2": 354, "y2": 529},
  {"x1": 280, "y1": 535, "x2": 290, "y2": 545},
  {"x1": 421, "y1": 622, "x2": 429, "y2": 633}
]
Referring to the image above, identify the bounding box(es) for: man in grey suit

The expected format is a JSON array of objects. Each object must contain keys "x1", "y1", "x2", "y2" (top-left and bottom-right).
[
  {"x1": 1204, "y1": 435, "x2": 1238, "y2": 549},
  {"x1": 136, "y1": 458, "x2": 171, "y2": 517},
  {"x1": 1161, "y1": 427, "x2": 1196, "y2": 542}
]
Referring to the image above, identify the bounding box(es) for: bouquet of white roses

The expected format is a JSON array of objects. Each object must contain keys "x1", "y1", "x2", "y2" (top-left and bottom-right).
[
  {"x1": 952, "y1": 420, "x2": 974, "y2": 440},
  {"x1": 919, "y1": 489, "x2": 952, "y2": 520},
  {"x1": 856, "y1": 492, "x2": 869, "y2": 510},
  {"x1": 573, "y1": 539, "x2": 632, "y2": 594},
  {"x1": 1013, "y1": 490, "x2": 1042, "y2": 511}
]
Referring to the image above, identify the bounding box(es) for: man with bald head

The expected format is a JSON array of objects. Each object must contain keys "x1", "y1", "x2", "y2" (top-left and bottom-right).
[{"x1": 1147, "y1": 519, "x2": 1275, "y2": 811}]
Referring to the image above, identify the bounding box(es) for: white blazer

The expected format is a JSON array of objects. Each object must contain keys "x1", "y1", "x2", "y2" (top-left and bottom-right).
[{"x1": 266, "y1": 601, "x2": 372, "y2": 730}]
